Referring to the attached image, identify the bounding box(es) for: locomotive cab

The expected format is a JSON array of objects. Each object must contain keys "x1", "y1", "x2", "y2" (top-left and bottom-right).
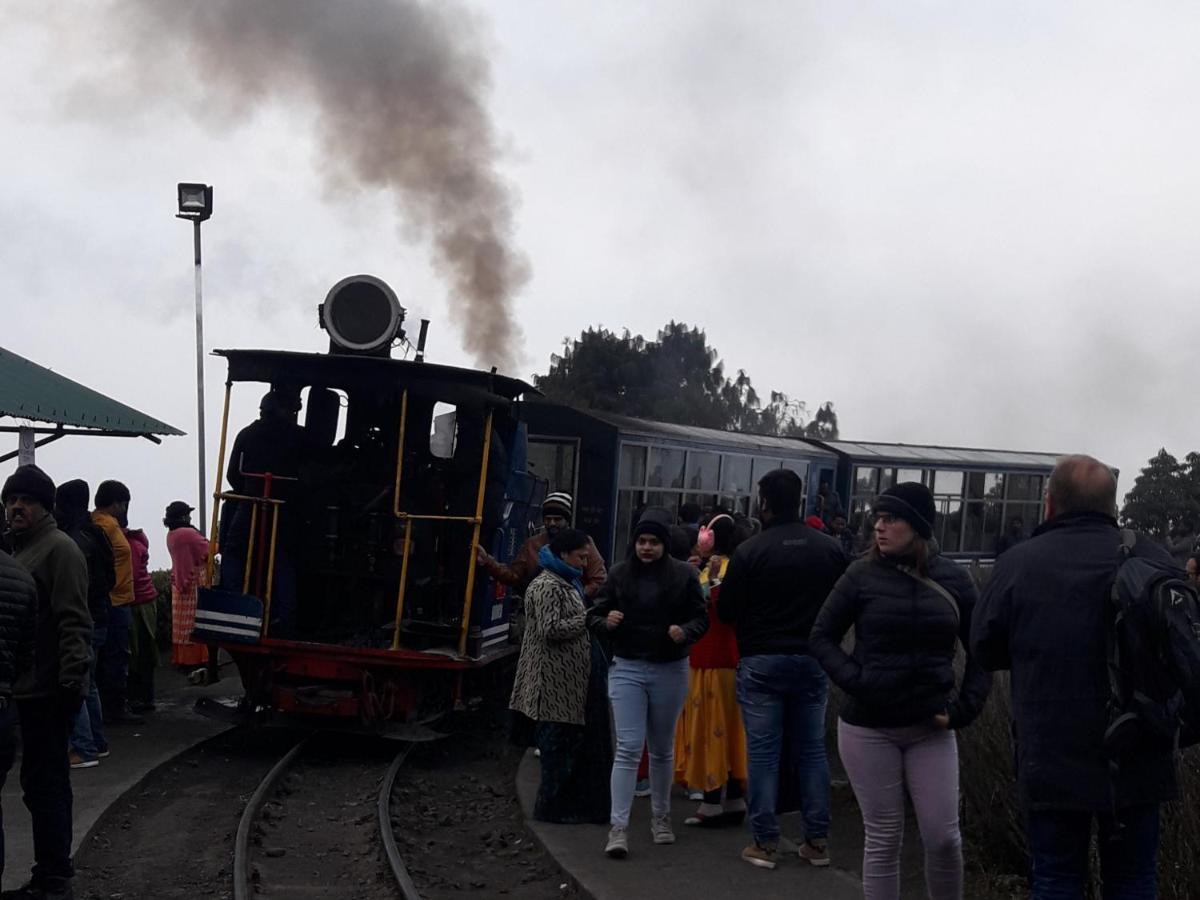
[{"x1": 196, "y1": 276, "x2": 542, "y2": 727}]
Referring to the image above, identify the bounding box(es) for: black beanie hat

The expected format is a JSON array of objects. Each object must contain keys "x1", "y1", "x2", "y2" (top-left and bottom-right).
[
  {"x1": 632, "y1": 507, "x2": 673, "y2": 546},
  {"x1": 874, "y1": 481, "x2": 937, "y2": 540},
  {"x1": 1, "y1": 464, "x2": 57, "y2": 511}
]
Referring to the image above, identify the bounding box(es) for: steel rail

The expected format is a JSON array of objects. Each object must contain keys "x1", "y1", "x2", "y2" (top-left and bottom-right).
[
  {"x1": 232, "y1": 734, "x2": 309, "y2": 900},
  {"x1": 377, "y1": 742, "x2": 423, "y2": 900}
]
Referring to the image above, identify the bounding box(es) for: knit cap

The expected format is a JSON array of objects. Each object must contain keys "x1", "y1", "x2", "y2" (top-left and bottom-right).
[
  {"x1": 542, "y1": 491, "x2": 573, "y2": 520},
  {"x1": 633, "y1": 507, "x2": 673, "y2": 545},
  {"x1": 1, "y1": 464, "x2": 56, "y2": 511},
  {"x1": 874, "y1": 481, "x2": 937, "y2": 540}
]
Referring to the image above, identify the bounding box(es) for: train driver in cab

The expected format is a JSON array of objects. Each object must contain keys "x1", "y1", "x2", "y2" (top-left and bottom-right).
[{"x1": 476, "y1": 492, "x2": 607, "y2": 602}]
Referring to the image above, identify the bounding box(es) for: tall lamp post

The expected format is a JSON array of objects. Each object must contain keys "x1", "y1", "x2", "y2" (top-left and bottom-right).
[{"x1": 176, "y1": 182, "x2": 213, "y2": 531}]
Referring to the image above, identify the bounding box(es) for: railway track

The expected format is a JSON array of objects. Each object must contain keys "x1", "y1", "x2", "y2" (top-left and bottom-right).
[{"x1": 234, "y1": 734, "x2": 423, "y2": 900}]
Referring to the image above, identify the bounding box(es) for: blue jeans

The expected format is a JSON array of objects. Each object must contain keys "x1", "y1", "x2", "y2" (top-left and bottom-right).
[
  {"x1": 70, "y1": 627, "x2": 108, "y2": 759},
  {"x1": 1027, "y1": 804, "x2": 1159, "y2": 899},
  {"x1": 737, "y1": 653, "x2": 830, "y2": 845},
  {"x1": 607, "y1": 656, "x2": 689, "y2": 827}
]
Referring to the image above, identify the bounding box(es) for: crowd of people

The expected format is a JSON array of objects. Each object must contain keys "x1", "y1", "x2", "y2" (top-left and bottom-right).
[
  {"x1": 0, "y1": 464, "x2": 211, "y2": 900},
  {"x1": 506, "y1": 456, "x2": 1192, "y2": 900}
]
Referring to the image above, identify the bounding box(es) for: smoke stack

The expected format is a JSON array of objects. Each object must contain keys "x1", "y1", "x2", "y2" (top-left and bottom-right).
[{"x1": 415, "y1": 319, "x2": 430, "y2": 363}]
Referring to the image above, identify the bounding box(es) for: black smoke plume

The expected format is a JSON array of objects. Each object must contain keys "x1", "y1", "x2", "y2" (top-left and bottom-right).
[{"x1": 109, "y1": 0, "x2": 527, "y2": 371}]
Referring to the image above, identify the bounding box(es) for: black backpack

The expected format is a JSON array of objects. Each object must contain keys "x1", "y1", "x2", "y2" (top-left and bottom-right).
[{"x1": 1104, "y1": 530, "x2": 1200, "y2": 758}]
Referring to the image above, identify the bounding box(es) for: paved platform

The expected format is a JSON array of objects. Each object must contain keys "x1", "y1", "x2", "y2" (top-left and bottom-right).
[
  {"x1": 516, "y1": 750, "x2": 929, "y2": 900},
  {"x1": 1, "y1": 663, "x2": 238, "y2": 892}
]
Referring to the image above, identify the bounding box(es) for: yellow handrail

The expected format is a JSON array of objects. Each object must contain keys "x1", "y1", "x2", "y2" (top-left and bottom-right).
[
  {"x1": 390, "y1": 526, "x2": 412, "y2": 650},
  {"x1": 458, "y1": 409, "x2": 494, "y2": 656},
  {"x1": 262, "y1": 504, "x2": 280, "y2": 638},
  {"x1": 207, "y1": 381, "x2": 233, "y2": 586},
  {"x1": 242, "y1": 502, "x2": 259, "y2": 595}
]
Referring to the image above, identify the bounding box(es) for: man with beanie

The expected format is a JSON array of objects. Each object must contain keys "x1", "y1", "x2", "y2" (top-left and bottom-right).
[
  {"x1": 476, "y1": 492, "x2": 607, "y2": 601},
  {"x1": 717, "y1": 468, "x2": 848, "y2": 870},
  {"x1": 55, "y1": 481, "x2": 114, "y2": 768},
  {"x1": 2, "y1": 464, "x2": 91, "y2": 900},
  {"x1": 972, "y1": 455, "x2": 1176, "y2": 896},
  {"x1": 91, "y1": 480, "x2": 140, "y2": 726}
]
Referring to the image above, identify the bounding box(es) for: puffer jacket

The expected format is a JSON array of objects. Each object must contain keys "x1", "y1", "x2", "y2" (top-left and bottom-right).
[
  {"x1": 0, "y1": 548, "x2": 36, "y2": 699},
  {"x1": 810, "y1": 551, "x2": 991, "y2": 730},
  {"x1": 10, "y1": 513, "x2": 92, "y2": 700},
  {"x1": 588, "y1": 556, "x2": 708, "y2": 662}
]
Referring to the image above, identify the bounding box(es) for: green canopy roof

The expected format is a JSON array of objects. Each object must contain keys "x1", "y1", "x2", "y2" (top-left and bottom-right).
[{"x1": 0, "y1": 346, "x2": 183, "y2": 436}]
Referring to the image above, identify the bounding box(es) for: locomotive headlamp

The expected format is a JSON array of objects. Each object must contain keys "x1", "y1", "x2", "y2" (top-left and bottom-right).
[
  {"x1": 176, "y1": 182, "x2": 213, "y2": 221},
  {"x1": 320, "y1": 274, "x2": 406, "y2": 355}
]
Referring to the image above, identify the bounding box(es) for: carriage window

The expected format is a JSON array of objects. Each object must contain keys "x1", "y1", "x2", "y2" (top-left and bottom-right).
[
  {"x1": 933, "y1": 470, "x2": 964, "y2": 496},
  {"x1": 619, "y1": 444, "x2": 647, "y2": 487},
  {"x1": 648, "y1": 447, "x2": 686, "y2": 488},
  {"x1": 854, "y1": 467, "x2": 878, "y2": 495},
  {"x1": 720, "y1": 455, "x2": 752, "y2": 495},
  {"x1": 877, "y1": 468, "x2": 895, "y2": 492},
  {"x1": 751, "y1": 457, "x2": 781, "y2": 484},
  {"x1": 1006, "y1": 474, "x2": 1042, "y2": 501},
  {"x1": 962, "y1": 501, "x2": 1002, "y2": 553},
  {"x1": 430, "y1": 403, "x2": 457, "y2": 459},
  {"x1": 937, "y1": 499, "x2": 964, "y2": 553},
  {"x1": 527, "y1": 439, "x2": 577, "y2": 495},
  {"x1": 967, "y1": 472, "x2": 1003, "y2": 499},
  {"x1": 686, "y1": 451, "x2": 720, "y2": 492},
  {"x1": 896, "y1": 468, "x2": 925, "y2": 486}
]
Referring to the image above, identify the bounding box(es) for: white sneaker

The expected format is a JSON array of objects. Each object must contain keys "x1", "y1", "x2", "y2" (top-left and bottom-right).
[
  {"x1": 651, "y1": 814, "x2": 676, "y2": 844},
  {"x1": 605, "y1": 825, "x2": 629, "y2": 858}
]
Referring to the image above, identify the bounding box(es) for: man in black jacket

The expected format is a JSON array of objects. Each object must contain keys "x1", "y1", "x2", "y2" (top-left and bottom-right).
[
  {"x1": 2, "y1": 464, "x2": 91, "y2": 900},
  {"x1": 56, "y1": 480, "x2": 115, "y2": 767},
  {"x1": 717, "y1": 469, "x2": 848, "y2": 870},
  {"x1": 972, "y1": 455, "x2": 1174, "y2": 897}
]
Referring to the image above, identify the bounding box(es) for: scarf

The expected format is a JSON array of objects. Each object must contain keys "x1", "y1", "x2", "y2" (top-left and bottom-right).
[{"x1": 537, "y1": 543, "x2": 586, "y2": 602}]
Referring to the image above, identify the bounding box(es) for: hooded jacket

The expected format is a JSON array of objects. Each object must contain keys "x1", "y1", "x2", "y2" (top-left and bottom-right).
[
  {"x1": 0, "y1": 548, "x2": 36, "y2": 700},
  {"x1": 716, "y1": 515, "x2": 848, "y2": 657},
  {"x1": 9, "y1": 513, "x2": 92, "y2": 700},
  {"x1": 972, "y1": 512, "x2": 1178, "y2": 811},
  {"x1": 124, "y1": 528, "x2": 157, "y2": 605},
  {"x1": 810, "y1": 551, "x2": 991, "y2": 729},
  {"x1": 58, "y1": 510, "x2": 115, "y2": 628}
]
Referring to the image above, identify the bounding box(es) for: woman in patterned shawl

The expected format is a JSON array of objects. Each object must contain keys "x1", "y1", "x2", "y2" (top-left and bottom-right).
[{"x1": 509, "y1": 528, "x2": 611, "y2": 823}]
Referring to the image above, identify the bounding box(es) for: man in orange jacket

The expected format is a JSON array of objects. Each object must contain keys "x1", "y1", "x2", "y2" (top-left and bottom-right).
[{"x1": 91, "y1": 480, "x2": 141, "y2": 726}]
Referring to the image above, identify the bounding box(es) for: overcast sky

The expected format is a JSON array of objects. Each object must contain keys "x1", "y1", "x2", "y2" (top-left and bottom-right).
[{"x1": 3, "y1": 1, "x2": 1198, "y2": 562}]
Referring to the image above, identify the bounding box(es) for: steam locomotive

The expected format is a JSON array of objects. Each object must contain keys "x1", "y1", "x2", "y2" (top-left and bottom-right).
[{"x1": 194, "y1": 275, "x2": 544, "y2": 732}]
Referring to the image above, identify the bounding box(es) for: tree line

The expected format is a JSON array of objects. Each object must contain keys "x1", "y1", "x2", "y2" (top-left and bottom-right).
[
  {"x1": 533, "y1": 322, "x2": 838, "y2": 439},
  {"x1": 1119, "y1": 448, "x2": 1200, "y2": 539}
]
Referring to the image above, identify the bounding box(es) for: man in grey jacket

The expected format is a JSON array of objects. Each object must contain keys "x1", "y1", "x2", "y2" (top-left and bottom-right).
[{"x1": 2, "y1": 464, "x2": 91, "y2": 900}]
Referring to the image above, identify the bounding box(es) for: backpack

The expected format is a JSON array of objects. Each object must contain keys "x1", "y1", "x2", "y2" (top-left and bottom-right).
[{"x1": 1104, "y1": 530, "x2": 1200, "y2": 758}]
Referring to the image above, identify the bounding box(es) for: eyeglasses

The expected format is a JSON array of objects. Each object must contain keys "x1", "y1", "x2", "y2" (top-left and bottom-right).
[{"x1": 873, "y1": 512, "x2": 899, "y2": 525}]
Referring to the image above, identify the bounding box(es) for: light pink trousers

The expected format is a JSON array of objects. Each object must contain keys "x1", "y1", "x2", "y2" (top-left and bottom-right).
[{"x1": 837, "y1": 720, "x2": 963, "y2": 900}]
